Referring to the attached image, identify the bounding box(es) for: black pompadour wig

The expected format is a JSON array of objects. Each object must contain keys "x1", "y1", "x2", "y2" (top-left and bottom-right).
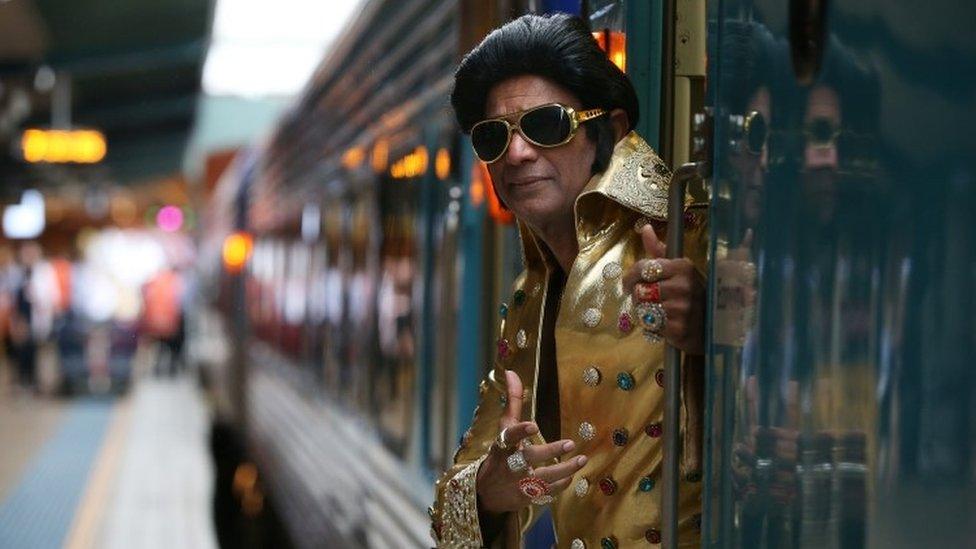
[{"x1": 451, "y1": 13, "x2": 639, "y2": 173}]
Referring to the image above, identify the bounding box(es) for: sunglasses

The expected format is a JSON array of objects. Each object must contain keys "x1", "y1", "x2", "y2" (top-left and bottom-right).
[{"x1": 470, "y1": 103, "x2": 607, "y2": 163}]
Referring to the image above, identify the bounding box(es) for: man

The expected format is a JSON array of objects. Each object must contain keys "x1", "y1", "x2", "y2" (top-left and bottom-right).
[{"x1": 431, "y1": 13, "x2": 708, "y2": 547}]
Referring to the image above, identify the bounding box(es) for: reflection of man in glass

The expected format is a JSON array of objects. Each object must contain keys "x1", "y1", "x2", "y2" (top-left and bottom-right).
[{"x1": 431, "y1": 13, "x2": 709, "y2": 547}]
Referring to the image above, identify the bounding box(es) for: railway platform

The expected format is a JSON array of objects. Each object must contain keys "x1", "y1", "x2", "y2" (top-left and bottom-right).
[{"x1": 0, "y1": 370, "x2": 217, "y2": 549}]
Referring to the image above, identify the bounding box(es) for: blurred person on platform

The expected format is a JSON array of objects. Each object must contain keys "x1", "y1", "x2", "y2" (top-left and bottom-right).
[
  {"x1": 141, "y1": 265, "x2": 186, "y2": 377},
  {"x1": 0, "y1": 245, "x2": 19, "y2": 387},
  {"x1": 430, "y1": 14, "x2": 708, "y2": 547},
  {"x1": 5, "y1": 243, "x2": 60, "y2": 391}
]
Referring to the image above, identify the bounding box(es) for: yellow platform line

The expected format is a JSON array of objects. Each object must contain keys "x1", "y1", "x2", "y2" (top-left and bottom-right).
[{"x1": 62, "y1": 396, "x2": 133, "y2": 549}]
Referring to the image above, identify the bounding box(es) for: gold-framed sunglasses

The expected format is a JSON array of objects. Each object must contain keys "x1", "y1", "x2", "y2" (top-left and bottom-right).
[{"x1": 470, "y1": 103, "x2": 607, "y2": 163}]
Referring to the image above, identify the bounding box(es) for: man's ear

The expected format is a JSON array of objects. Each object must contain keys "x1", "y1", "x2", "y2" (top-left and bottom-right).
[{"x1": 609, "y1": 108, "x2": 629, "y2": 143}]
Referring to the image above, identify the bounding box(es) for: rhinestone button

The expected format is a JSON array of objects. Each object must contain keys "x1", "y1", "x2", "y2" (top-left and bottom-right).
[
  {"x1": 513, "y1": 289, "x2": 527, "y2": 306},
  {"x1": 497, "y1": 339, "x2": 511, "y2": 360},
  {"x1": 515, "y1": 329, "x2": 528, "y2": 349},
  {"x1": 616, "y1": 372, "x2": 635, "y2": 391},
  {"x1": 574, "y1": 477, "x2": 590, "y2": 498},
  {"x1": 598, "y1": 477, "x2": 617, "y2": 495},
  {"x1": 582, "y1": 366, "x2": 602, "y2": 387},
  {"x1": 645, "y1": 422, "x2": 663, "y2": 438},
  {"x1": 618, "y1": 312, "x2": 634, "y2": 333},
  {"x1": 571, "y1": 539, "x2": 586, "y2": 549},
  {"x1": 582, "y1": 307, "x2": 602, "y2": 328},
  {"x1": 602, "y1": 261, "x2": 622, "y2": 280},
  {"x1": 639, "y1": 476, "x2": 655, "y2": 492},
  {"x1": 655, "y1": 368, "x2": 665, "y2": 388},
  {"x1": 600, "y1": 536, "x2": 618, "y2": 549},
  {"x1": 612, "y1": 428, "x2": 629, "y2": 446},
  {"x1": 645, "y1": 528, "x2": 662, "y2": 544},
  {"x1": 579, "y1": 422, "x2": 596, "y2": 441},
  {"x1": 531, "y1": 282, "x2": 542, "y2": 296}
]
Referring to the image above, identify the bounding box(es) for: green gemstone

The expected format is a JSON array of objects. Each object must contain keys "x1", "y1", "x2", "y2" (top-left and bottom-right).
[
  {"x1": 513, "y1": 289, "x2": 527, "y2": 306},
  {"x1": 499, "y1": 303, "x2": 509, "y2": 318},
  {"x1": 639, "y1": 476, "x2": 655, "y2": 492},
  {"x1": 600, "y1": 537, "x2": 617, "y2": 549},
  {"x1": 616, "y1": 372, "x2": 635, "y2": 391}
]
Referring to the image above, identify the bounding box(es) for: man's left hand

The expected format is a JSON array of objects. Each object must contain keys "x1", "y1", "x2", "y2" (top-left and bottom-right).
[{"x1": 622, "y1": 224, "x2": 706, "y2": 355}]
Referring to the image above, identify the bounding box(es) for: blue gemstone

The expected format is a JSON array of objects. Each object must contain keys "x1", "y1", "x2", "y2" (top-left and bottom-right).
[
  {"x1": 639, "y1": 476, "x2": 655, "y2": 492},
  {"x1": 616, "y1": 372, "x2": 635, "y2": 391},
  {"x1": 499, "y1": 303, "x2": 509, "y2": 318},
  {"x1": 643, "y1": 313, "x2": 656, "y2": 324}
]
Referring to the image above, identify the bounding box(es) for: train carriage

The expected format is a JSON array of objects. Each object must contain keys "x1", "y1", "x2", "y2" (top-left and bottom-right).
[{"x1": 196, "y1": 0, "x2": 976, "y2": 547}]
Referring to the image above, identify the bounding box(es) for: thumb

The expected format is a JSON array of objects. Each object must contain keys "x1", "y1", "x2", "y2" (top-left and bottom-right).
[
  {"x1": 502, "y1": 369, "x2": 524, "y2": 425},
  {"x1": 640, "y1": 224, "x2": 667, "y2": 258}
]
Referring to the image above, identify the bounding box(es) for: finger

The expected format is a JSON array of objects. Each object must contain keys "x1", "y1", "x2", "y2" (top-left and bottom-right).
[
  {"x1": 533, "y1": 455, "x2": 588, "y2": 483},
  {"x1": 522, "y1": 439, "x2": 575, "y2": 465},
  {"x1": 501, "y1": 369, "x2": 524, "y2": 426},
  {"x1": 640, "y1": 224, "x2": 667, "y2": 258},
  {"x1": 501, "y1": 421, "x2": 539, "y2": 448},
  {"x1": 547, "y1": 476, "x2": 572, "y2": 494}
]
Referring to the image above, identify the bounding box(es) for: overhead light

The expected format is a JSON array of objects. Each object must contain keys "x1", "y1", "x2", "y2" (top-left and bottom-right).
[{"x1": 3, "y1": 189, "x2": 46, "y2": 239}]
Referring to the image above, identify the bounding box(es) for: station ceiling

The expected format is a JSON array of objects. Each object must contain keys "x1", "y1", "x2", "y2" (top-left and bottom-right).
[{"x1": 0, "y1": 0, "x2": 211, "y2": 199}]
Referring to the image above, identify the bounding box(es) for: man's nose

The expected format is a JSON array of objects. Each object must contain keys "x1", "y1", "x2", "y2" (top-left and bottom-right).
[{"x1": 505, "y1": 130, "x2": 538, "y2": 164}]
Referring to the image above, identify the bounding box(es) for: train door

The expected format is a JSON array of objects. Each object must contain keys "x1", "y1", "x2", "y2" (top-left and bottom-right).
[{"x1": 704, "y1": 1, "x2": 976, "y2": 547}]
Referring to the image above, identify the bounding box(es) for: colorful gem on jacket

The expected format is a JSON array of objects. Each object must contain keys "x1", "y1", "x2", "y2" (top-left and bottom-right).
[
  {"x1": 579, "y1": 421, "x2": 596, "y2": 441},
  {"x1": 639, "y1": 303, "x2": 665, "y2": 332},
  {"x1": 582, "y1": 307, "x2": 602, "y2": 328},
  {"x1": 515, "y1": 329, "x2": 528, "y2": 349},
  {"x1": 645, "y1": 422, "x2": 663, "y2": 438},
  {"x1": 686, "y1": 470, "x2": 703, "y2": 483},
  {"x1": 582, "y1": 366, "x2": 602, "y2": 387},
  {"x1": 602, "y1": 261, "x2": 622, "y2": 280},
  {"x1": 513, "y1": 289, "x2": 527, "y2": 306},
  {"x1": 639, "y1": 476, "x2": 656, "y2": 492},
  {"x1": 497, "y1": 338, "x2": 511, "y2": 360},
  {"x1": 616, "y1": 372, "x2": 635, "y2": 391},
  {"x1": 617, "y1": 312, "x2": 634, "y2": 333},
  {"x1": 499, "y1": 303, "x2": 509, "y2": 318},
  {"x1": 574, "y1": 477, "x2": 590, "y2": 498},
  {"x1": 612, "y1": 428, "x2": 629, "y2": 446},
  {"x1": 598, "y1": 477, "x2": 617, "y2": 495},
  {"x1": 571, "y1": 539, "x2": 586, "y2": 549},
  {"x1": 655, "y1": 368, "x2": 665, "y2": 387},
  {"x1": 600, "y1": 537, "x2": 618, "y2": 549},
  {"x1": 645, "y1": 528, "x2": 662, "y2": 544}
]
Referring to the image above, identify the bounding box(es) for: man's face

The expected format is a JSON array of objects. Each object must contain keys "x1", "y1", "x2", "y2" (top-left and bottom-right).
[{"x1": 484, "y1": 75, "x2": 597, "y2": 232}]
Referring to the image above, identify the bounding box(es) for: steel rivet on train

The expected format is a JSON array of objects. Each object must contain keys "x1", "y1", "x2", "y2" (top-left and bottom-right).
[
  {"x1": 582, "y1": 366, "x2": 602, "y2": 387},
  {"x1": 582, "y1": 307, "x2": 602, "y2": 328}
]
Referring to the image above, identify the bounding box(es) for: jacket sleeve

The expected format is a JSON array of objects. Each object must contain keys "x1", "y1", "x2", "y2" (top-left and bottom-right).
[{"x1": 430, "y1": 368, "x2": 509, "y2": 547}]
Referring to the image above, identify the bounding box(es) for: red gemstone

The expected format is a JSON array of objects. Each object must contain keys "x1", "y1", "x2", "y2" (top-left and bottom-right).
[
  {"x1": 598, "y1": 477, "x2": 617, "y2": 495},
  {"x1": 645, "y1": 422, "x2": 663, "y2": 438},
  {"x1": 645, "y1": 528, "x2": 661, "y2": 544},
  {"x1": 618, "y1": 313, "x2": 634, "y2": 333},
  {"x1": 655, "y1": 369, "x2": 665, "y2": 387},
  {"x1": 497, "y1": 338, "x2": 511, "y2": 359}
]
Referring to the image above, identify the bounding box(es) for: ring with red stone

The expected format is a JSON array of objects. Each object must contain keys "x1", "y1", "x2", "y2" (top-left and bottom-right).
[
  {"x1": 635, "y1": 282, "x2": 662, "y2": 303},
  {"x1": 640, "y1": 259, "x2": 665, "y2": 283},
  {"x1": 518, "y1": 476, "x2": 551, "y2": 499}
]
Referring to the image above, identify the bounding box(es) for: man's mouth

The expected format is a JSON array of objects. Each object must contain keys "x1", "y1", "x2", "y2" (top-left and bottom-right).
[{"x1": 507, "y1": 176, "x2": 547, "y2": 188}]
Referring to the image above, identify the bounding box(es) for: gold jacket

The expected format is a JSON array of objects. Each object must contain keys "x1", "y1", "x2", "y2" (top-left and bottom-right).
[{"x1": 431, "y1": 133, "x2": 709, "y2": 548}]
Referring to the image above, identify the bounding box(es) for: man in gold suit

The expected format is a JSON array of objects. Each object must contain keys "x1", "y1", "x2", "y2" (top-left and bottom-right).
[{"x1": 431, "y1": 13, "x2": 708, "y2": 548}]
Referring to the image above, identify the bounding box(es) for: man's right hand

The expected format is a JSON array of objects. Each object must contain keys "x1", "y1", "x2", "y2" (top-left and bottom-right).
[{"x1": 475, "y1": 370, "x2": 587, "y2": 515}]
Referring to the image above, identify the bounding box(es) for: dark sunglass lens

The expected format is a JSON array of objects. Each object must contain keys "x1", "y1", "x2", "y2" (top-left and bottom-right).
[
  {"x1": 806, "y1": 118, "x2": 837, "y2": 146},
  {"x1": 521, "y1": 105, "x2": 572, "y2": 146},
  {"x1": 471, "y1": 121, "x2": 509, "y2": 161}
]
